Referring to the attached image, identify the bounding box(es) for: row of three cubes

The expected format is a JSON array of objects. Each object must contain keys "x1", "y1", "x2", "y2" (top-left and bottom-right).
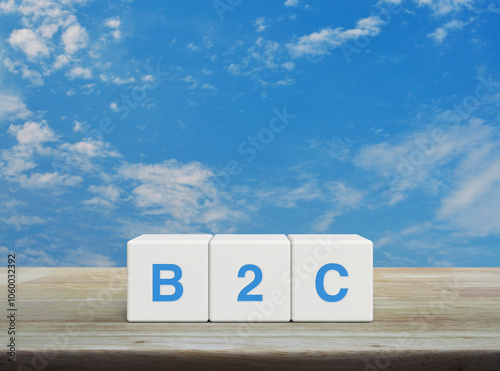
[{"x1": 127, "y1": 234, "x2": 373, "y2": 322}]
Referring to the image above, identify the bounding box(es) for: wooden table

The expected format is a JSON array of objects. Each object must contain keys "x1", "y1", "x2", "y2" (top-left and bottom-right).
[{"x1": 2, "y1": 268, "x2": 499, "y2": 370}]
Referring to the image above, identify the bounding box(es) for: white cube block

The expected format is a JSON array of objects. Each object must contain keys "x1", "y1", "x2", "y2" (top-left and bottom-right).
[
  {"x1": 127, "y1": 234, "x2": 211, "y2": 322},
  {"x1": 289, "y1": 234, "x2": 373, "y2": 322},
  {"x1": 209, "y1": 234, "x2": 291, "y2": 322}
]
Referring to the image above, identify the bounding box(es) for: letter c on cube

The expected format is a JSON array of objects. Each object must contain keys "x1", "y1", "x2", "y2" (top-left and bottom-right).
[{"x1": 315, "y1": 263, "x2": 348, "y2": 303}]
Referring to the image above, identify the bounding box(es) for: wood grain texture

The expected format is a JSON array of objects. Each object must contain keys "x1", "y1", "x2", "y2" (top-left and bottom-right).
[{"x1": 1, "y1": 268, "x2": 499, "y2": 370}]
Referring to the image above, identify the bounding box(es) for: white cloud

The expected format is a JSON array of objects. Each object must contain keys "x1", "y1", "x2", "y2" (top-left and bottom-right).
[
  {"x1": 355, "y1": 118, "x2": 495, "y2": 203},
  {"x1": 311, "y1": 182, "x2": 364, "y2": 232},
  {"x1": 354, "y1": 111, "x2": 500, "y2": 237},
  {"x1": 0, "y1": 215, "x2": 46, "y2": 230},
  {"x1": 445, "y1": 18, "x2": 470, "y2": 28},
  {"x1": 199, "y1": 37, "x2": 212, "y2": 51},
  {"x1": 1, "y1": 121, "x2": 83, "y2": 189},
  {"x1": 0, "y1": 142, "x2": 37, "y2": 176},
  {"x1": 91, "y1": 184, "x2": 121, "y2": 201},
  {"x1": 227, "y1": 63, "x2": 242, "y2": 75},
  {"x1": 428, "y1": 27, "x2": 448, "y2": 43},
  {"x1": 119, "y1": 160, "x2": 214, "y2": 218},
  {"x1": 0, "y1": 94, "x2": 31, "y2": 122},
  {"x1": 104, "y1": 17, "x2": 121, "y2": 40},
  {"x1": 111, "y1": 29, "x2": 121, "y2": 40},
  {"x1": 105, "y1": 17, "x2": 121, "y2": 29},
  {"x1": 38, "y1": 22, "x2": 60, "y2": 39},
  {"x1": 73, "y1": 120, "x2": 85, "y2": 132},
  {"x1": 8, "y1": 120, "x2": 56, "y2": 144},
  {"x1": 439, "y1": 158, "x2": 500, "y2": 216},
  {"x1": 381, "y1": 0, "x2": 474, "y2": 15},
  {"x1": 10, "y1": 170, "x2": 82, "y2": 189},
  {"x1": 112, "y1": 76, "x2": 135, "y2": 85},
  {"x1": 250, "y1": 37, "x2": 286, "y2": 69},
  {"x1": 118, "y1": 160, "x2": 245, "y2": 227},
  {"x1": 284, "y1": 0, "x2": 299, "y2": 6},
  {"x1": 309, "y1": 137, "x2": 352, "y2": 162},
  {"x1": 312, "y1": 211, "x2": 340, "y2": 233},
  {"x1": 0, "y1": 198, "x2": 47, "y2": 230},
  {"x1": 55, "y1": 138, "x2": 121, "y2": 173},
  {"x1": 53, "y1": 54, "x2": 71, "y2": 70},
  {"x1": 240, "y1": 178, "x2": 363, "y2": 232},
  {"x1": 428, "y1": 18, "x2": 470, "y2": 43},
  {"x1": 3, "y1": 58, "x2": 44, "y2": 85},
  {"x1": 61, "y1": 24, "x2": 88, "y2": 54},
  {"x1": 180, "y1": 75, "x2": 198, "y2": 89},
  {"x1": 0, "y1": 0, "x2": 15, "y2": 12},
  {"x1": 414, "y1": 0, "x2": 473, "y2": 16},
  {"x1": 275, "y1": 76, "x2": 295, "y2": 86},
  {"x1": 142, "y1": 74, "x2": 155, "y2": 82},
  {"x1": 226, "y1": 37, "x2": 295, "y2": 86},
  {"x1": 66, "y1": 66, "x2": 92, "y2": 79},
  {"x1": 1, "y1": 1, "x2": 110, "y2": 82},
  {"x1": 8, "y1": 28, "x2": 50, "y2": 59},
  {"x1": 325, "y1": 182, "x2": 364, "y2": 208},
  {"x1": 281, "y1": 61, "x2": 295, "y2": 70},
  {"x1": 187, "y1": 42, "x2": 199, "y2": 51},
  {"x1": 59, "y1": 139, "x2": 121, "y2": 158},
  {"x1": 0, "y1": 120, "x2": 124, "y2": 190},
  {"x1": 254, "y1": 181, "x2": 323, "y2": 208},
  {"x1": 379, "y1": 0, "x2": 403, "y2": 4},
  {"x1": 287, "y1": 15, "x2": 385, "y2": 57},
  {"x1": 254, "y1": 17, "x2": 267, "y2": 32},
  {"x1": 83, "y1": 184, "x2": 122, "y2": 208},
  {"x1": 437, "y1": 157, "x2": 500, "y2": 237},
  {"x1": 201, "y1": 83, "x2": 217, "y2": 91},
  {"x1": 248, "y1": 179, "x2": 363, "y2": 211}
]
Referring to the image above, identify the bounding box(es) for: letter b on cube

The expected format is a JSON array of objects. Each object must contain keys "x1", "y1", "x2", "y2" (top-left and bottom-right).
[{"x1": 127, "y1": 234, "x2": 211, "y2": 322}]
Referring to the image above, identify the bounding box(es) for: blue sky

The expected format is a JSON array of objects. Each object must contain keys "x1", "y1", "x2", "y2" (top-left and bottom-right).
[{"x1": 1, "y1": 0, "x2": 499, "y2": 267}]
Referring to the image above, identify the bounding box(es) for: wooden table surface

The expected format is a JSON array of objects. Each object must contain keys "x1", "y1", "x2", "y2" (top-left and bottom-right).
[{"x1": 1, "y1": 267, "x2": 499, "y2": 370}]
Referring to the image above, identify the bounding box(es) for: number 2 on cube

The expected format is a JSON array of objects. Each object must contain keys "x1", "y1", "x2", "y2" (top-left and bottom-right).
[{"x1": 237, "y1": 264, "x2": 263, "y2": 302}]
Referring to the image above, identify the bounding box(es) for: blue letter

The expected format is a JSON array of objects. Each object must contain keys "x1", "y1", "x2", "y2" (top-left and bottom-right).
[
  {"x1": 315, "y1": 263, "x2": 348, "y2": 302},
  {"x1": 152, "y1": 264, "x2": 183, "y2": 301}
]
